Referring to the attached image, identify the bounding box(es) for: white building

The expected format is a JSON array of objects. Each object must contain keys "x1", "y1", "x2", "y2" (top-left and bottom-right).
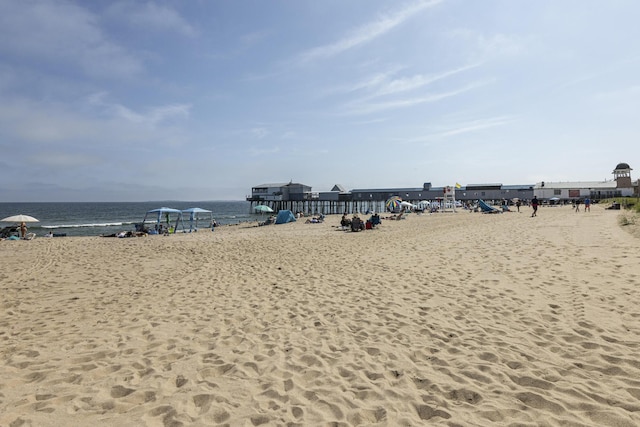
[{"x1": 533, "y1": 163, "x2": 634, "y2": 201}]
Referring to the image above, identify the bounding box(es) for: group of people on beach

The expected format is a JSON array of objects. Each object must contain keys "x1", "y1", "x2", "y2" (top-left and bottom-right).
[
  {"x1": 340, "y1": 213, "x2": 381, "y2": 231},
  {"x1": 0, "y1": 222, "x2": 30, "y2": 240},
  {"x1": 573, "y1": 198, "x2": 591, "y2": 212},
  {"x1": 530, "y1": 196, "x2": 593, "y2": 216}
]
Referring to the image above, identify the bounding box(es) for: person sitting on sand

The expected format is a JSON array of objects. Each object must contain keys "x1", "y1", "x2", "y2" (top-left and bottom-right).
[
  {"x1": 259, "y1": 216, "x2": 275, "y2": 226},
  {"x1": 350, "y1": 216, "x2": 365, "y2": 232}
]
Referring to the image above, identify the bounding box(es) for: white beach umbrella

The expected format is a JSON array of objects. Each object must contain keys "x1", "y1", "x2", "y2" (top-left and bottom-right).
[{"x1": 1, "y1": 214, "x2": 39, "y2": 223}]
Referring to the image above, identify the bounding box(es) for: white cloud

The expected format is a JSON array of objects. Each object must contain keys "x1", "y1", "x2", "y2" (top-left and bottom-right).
[
  {"x1": 106, "y1": 1, "x2": 197, "y2": 37},
  {"x1": 87, "y1": 92, "x2": 190, "y2": 127},
  {"x1": 247, "y1": 146, "x2": 280, "y2": 157},
  {"x1": 417, "y1": 116, "x2": 515, "y2": 141},
  {"x1": 367, "y1": 63, "x2": 481, "y2": 98},
  {"x1": 343, "y1": 80, "x2": 489, "y2": 115},
  {"x1": 250, "y1": 127, "x2": 270, "y2": 139},
  {"x1": 447, "y1": 29, "x2": 525, "y2": 62},
  {"x1": 0, "y1": 0, "x2": 143, "y2": 79},
  {"x1": 297, "y1": 0, "x2": 442, "y2": 63}
]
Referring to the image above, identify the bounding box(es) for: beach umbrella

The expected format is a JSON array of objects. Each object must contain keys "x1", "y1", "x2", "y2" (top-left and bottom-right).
[
  {"x1": 1, "y1": 214, "x2": 39, "y2": 223},
  {"x1": 254, "y1": 205, "x2": 274, "y2": 214},
  {"x1": 399, "y1": 201, "x2": 416, "y2": 209},
  {"x1": 385, "y1": 196, "x2": 402, "y2": 212}
]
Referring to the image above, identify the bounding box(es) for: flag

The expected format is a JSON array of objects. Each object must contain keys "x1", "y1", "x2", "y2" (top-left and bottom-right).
[{"x1": 455, "y1": 182, "x2": 461, "y2": 189}]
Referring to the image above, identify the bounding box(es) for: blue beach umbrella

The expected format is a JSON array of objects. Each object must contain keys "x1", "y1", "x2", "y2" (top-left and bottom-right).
[{"x1": 254, "y1": 205, "x2": 274, "y2": 214}]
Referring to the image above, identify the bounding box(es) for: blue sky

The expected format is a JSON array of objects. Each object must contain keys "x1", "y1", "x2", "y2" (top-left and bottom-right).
[{"x1": 1, "y1": 0, "x2": 639, "y2": 202}]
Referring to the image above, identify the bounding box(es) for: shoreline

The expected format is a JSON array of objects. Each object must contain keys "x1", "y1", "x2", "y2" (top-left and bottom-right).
[{"x1": 2, "y1": 205, "x2": 640, "y2": 426}]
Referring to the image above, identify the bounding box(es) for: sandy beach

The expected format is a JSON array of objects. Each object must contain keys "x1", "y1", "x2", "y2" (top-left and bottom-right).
[{"x1": 1, "y1": 204, "x2": 640, "y2": 426}]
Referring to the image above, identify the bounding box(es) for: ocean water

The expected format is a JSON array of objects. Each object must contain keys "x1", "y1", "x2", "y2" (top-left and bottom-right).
[{"x1": 0, "y1": 201, "x2": 260, "y2": 237}]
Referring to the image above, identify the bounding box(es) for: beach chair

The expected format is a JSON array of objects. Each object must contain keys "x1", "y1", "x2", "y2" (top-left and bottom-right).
[{"x1": 478, "y1": 200, "x2": 502, "y2": 214}]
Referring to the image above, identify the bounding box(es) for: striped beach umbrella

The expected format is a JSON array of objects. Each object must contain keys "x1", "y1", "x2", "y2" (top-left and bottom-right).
[{"x1": 385, "y1": 196, "x2": 402, "y2": 212}]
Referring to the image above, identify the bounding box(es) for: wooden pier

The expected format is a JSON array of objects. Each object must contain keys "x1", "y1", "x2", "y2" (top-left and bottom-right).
[{"x1": 247, "y1": 199, "x2": 388, "y2": 216}]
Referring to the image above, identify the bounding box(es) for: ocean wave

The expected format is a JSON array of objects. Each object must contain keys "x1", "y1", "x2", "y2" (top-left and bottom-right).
[{"x1": 42, "y1": 221, "x2": 135, "y2": 229}]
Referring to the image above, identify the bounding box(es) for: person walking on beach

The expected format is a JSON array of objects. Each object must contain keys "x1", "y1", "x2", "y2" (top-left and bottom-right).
[
  {"x1": 575, "y1": 199, "x2": 581, "y2": 212},
  {"x1": 531, "y1": 196, "x2": 539, "y2": 217},
  {"x1": 516, "y1": 200, "x2": 521, "y2": 212},
  {"x1": 584, "y1": 197, "x2": 591, "y2": 212}
]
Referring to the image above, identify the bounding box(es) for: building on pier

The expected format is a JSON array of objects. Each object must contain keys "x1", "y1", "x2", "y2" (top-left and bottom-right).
[
  {"x1": 247, "y1": 181, "x2": 534, "y2": 215},
  {"x1": 246, "y1": 163, "x2": 636, "y2": 215}
]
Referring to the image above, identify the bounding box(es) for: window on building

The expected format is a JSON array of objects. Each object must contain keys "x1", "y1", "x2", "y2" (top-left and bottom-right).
[{"x1": 554, "y1": 190, "x2": 561, "y2": 195}]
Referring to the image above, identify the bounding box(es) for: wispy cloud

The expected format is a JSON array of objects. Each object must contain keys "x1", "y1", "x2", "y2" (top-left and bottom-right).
[
  {"x1": 399, "y1": 115, "x2": 515, "y2": 145},
  {"x1": 106, "y1": 1, "x2": 197, "y2": 37},
  {"x1": 247, "y1": 146, "x2": 280, "y2": 156},
  {"x1": 0, "y1": 1, "x2": 143, "y2": 79},
  {"x1": 448, "y1": 29, "x2": 525, "y2": 61},
  {"x1": 343, "y1": 80, "x2": 489, "y2": 115},
  {"x1": 297, "y1": 0, "x2": 442, "y2": 63},
  {"x1": 433, "y1": 116, "x2": 514, "y2": 138},
  {"x1": 250, "y1": 127, "x2": 270, "y2": 139},
  {"x1": 552, "y1": 55, "x2": 640, "y2": 93},
  {"x1": 88, "y1": 92, "x2": 190, "y2": 127},
  {"x1": 366, "y1": 63, "x2": 481, "y2": 98}
]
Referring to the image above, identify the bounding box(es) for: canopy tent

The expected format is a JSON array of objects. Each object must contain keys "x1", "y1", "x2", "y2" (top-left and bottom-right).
[
  {"x1": 182, "y1": 207, "x2": 213, "y2": 232},
  {"x1": 141, "y1": 207, "x2": 186, "y2": 234}
]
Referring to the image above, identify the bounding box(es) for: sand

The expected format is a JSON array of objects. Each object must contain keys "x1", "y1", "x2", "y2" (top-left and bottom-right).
[{"x1": 1, "y1": 204, "x2": 640, "y2": 426}]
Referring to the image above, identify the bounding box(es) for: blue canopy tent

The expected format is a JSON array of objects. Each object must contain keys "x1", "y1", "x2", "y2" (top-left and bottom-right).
[
  {"x1": 140, "y1": 207, "x2": 186, "y2": 234},
  {"x1": 182, "y1": 207, "x2": 213, "y2": 232}
]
